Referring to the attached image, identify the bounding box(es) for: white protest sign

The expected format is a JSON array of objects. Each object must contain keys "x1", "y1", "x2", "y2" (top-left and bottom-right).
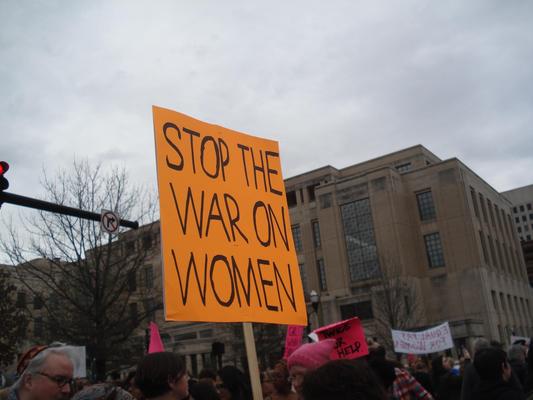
[
  {"x1": 392, "y1": 322, "x2": 454, "y2": 354},
  {"x1": 511, "y1": 335, "x2": 530, "y2": 345},
  {"x1": 63, "y1": 346, "x2": 87, "y2": 378}
]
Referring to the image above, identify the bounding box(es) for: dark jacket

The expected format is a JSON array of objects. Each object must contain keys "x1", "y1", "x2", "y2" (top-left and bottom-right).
[{"x1": 473, "y1": 380, "x2": 525, "y2": 400}]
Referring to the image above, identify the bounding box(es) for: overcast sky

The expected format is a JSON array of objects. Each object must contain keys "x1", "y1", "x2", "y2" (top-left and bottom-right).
[{"x1": 1, "y1": 0, "x2": 532, "y2": 212}]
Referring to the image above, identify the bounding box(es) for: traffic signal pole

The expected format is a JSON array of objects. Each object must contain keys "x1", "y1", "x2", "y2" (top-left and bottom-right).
[{"x1": 0, "y1": 191, "x2": 139, "y2": 230}]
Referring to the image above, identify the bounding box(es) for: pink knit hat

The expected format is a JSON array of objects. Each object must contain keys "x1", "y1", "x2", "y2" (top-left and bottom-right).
[{"x1": 287, "y1": 339, "x2": 336, "y2": 371}]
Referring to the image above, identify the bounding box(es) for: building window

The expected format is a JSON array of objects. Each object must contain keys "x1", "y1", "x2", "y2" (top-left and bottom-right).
[
  {"x1": 144, "y1": 265, "x2": 154, "y2": 288},
  {"x1": 199, "y1": 329, "x2": 214, "y2": 338},
  {"x1": 307, "y1": 184, "x2": 318, "y2": 202},
  {"x1": 292, "y1": 225, "x2": 303, "y2": 252},
  {"x1": 513, "y1": 207, "x2": 518, "y2": 213},
  {"x1": 528, "y1": 235, "x2": 532, "y2": 241},
  {"x1": 488, "y1": 199, "x2": 496, "y2": 226},
  {"x1": 34, "y1": 317, "x2": 43, "y2": 337},
  {"x1": 128, "y1": 271, "x2": 137, "y2": 292},
  {"x1": 144, "y1": 298, "x2": 156, "y2": 320},
  {"x1": 416, "y1": 190, "x2": 436, "y2": 221},
  {"x1": 16, "y1": 292, "x2": 26, "y2": 308},
  {"x1": 317, "y1": 259, "x2": 327, "y2": 291},
  {"x1": 530, "y1": 214, "x2": 533, "y2": 220},
  {"x1": 340, "y1": 301, "x2": 373, "y2": 320},
  {"x1": 523, "y1": 216, "x2": 527, "y2": 222},
  {"x1": 424, "y1": 233, "x2": 445, "y2": 268},
  {"x1": 174, "y1": 332, "x2": 197, "y2": 341},
  {"x1": 129, "y1": 303, "x2": 138, "y2": 323},
  {"x1": 33, "y1": 295, "x2": 44, "y2": 310},
  {"x1": 479, "y1": 231, "x2": 489, "y2": 264},
  {"x1": 518, "y1": 227, "x2": 522, "y2": 233},
  {"x1": 491, "y1": 291, "x2": 498, "y2": 311},
  {"x1": 479, "y1": 193, "x2": 488, "y2": 223},
  {"x1": 470, "y1": 187, "x2": 479, "y2": 218},
  {"x1": 287, "y1": 191, "x2": 297, "y2": 208},
  {"x1": 396, "y1": 163, "x2": 411, "y2": 173},
  {"x1": 528, "y1": 203, "x2": 532, "y2": 211},
  {"x1": 142, "y1": 234, "x2": 152, "y2": 250},
  {"x1": 341, "y1": 198, "x2": 380, "y2": 281},
  {"x1": 520, "y1": 205, "x2": 525, "y2": 212},
  {"x1": 312, "y1": 220, "x2": 321, "y2": 248},
  {"x1": 516, "y1": 217, "x2": 520, "y2": 223},
  {"x1": 299, "y1": 263, "x2": 309, "y2": 299},
  {"x1": 319, "y1": 193, "x2": 332, "y2": 209},
  {"x1": 124, "y1": 241, "x2": 135, "y2": 253},
  {"x1": 488, "y1": 235, "x2": 497, "y2": 268}
]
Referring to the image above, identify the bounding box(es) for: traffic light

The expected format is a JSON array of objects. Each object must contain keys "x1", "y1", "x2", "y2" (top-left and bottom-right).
[{"x1": 0, "y1": 161, "x2": 9, "y2": 191}]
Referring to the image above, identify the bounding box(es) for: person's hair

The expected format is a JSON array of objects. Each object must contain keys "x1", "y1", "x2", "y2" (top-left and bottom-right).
[
  {"x1": 507, "y1": 344, "x2": 526, "y2": 363},
  {"x1": 302, "y1": 359, "x2": 386, "y2": 400},
  {"x1": 189, "y1": 381, "x2": 220, "y2": 400},
  {"x1": 135, "y1": 352, "x2": 186, "y2": 399},
  {"x1": 489, "y1": 340, "x2": 504, "y2": 350},
  {"x1": 473, "y1": 338, "x2": 490, "y2": 356},
  {"x1": 198, "y1": 368, "x2": 216, "y2": 381},
  {"x1": 217, "y1": 366, "x2": 251, "y2": 400},
  {"x1": 367, "y1": 358, "x2": 396, "y2": 390},
  {"x1": 474, "y1": 348, "x2": 508, "y2": 381},
  {"x1": 14, "y1": 345, "x2": 74, "y2": 390}
]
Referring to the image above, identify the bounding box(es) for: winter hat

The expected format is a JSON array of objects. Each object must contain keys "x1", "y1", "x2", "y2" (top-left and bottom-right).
[{"x1": 287, "y1": 339, "x2": 336, "y2": 371}]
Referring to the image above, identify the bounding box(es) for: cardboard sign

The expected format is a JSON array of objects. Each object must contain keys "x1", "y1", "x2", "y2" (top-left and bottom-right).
[
  {"x1": 283, "y1": 325, "x2": 304, "y2": 359},
  {"x1": 392, "y1": 322, "x2": 453, "y2": 354},
  {"x1": 153, "y1": 106, "x2": 307, "y2": 325},
  {"x1": 314, "y1": 317, "x2": 369, "y2": 359}
]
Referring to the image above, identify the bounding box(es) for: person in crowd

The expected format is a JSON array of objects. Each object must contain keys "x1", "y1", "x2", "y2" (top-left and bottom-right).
[
  {"x1": 189, "y1": 381, "x2": 221, "y2": 400},
  {"x1": 3, "y1": 344, "x2": 74, "y2": 400},
  {"x1": 434, "y1": 356, "x2": 462, "y2": 400},
  {"x1": 411, "y1": 358, "x2": 434, "y2": 396},
  {"x1": 472, "y1": 347, "x2": 525, "y2": 400},
  {"x1": 135, "y1": 352, "x2": 189, "y2": 400},
  {"x1": 216, "y1": 366, "x2": 251, "y2": 400},
  {"x1": 508, "y1": 344, "x2": 528, "y2": 388},
  {"x1": 523, "y1": 339, "x2": 533, "y2": 396},
  {"x1": 302, "y1": 359, "x2": 387, "y2": 400},
  {"x1": 198, "y1": 370, "x2": 217, "y2": 388},
  {"x1": 72, "y1": 383, "x2": 134, "y2": 400},
  {"x1": 263, "y1": 364, "x2": 296, "y2": 400},
  {"x1": 260, "y1": 371, "x2": 275, "y2": 400},
  {"x1": 367, "y1": 345, "x2": 433, "y2": 400},
  {"x1": 121, "y1": 372, "x2": 142, "y2": 400},
  {"x1": 460, "y1": 338, "x2": 489, "y2": 400},
  {"x1": 286, "y1": 339, "x2": 335, "y2": 399}
]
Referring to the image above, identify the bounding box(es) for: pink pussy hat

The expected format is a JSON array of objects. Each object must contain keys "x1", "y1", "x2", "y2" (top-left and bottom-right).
[{"x1": 287, "y1": 339, "x2": 336, "y2": 371}]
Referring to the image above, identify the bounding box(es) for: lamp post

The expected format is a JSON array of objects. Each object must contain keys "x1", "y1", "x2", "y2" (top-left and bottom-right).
[{"x1": 309, "y1": 290, "x2": 321, "y2": 329}]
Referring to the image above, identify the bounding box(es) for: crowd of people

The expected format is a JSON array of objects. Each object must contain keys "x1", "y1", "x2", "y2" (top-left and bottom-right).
[{"x1": 2, "y1": 337, "x2": 533, "y2": 400}]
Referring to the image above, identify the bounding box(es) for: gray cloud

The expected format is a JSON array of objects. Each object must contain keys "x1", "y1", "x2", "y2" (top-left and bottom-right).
[{"x1": 1, "y1": 0, "x2": 532, "y2": 207}]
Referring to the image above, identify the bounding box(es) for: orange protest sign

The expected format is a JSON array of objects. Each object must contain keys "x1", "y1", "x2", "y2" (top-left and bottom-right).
[{"x1": 153, "y1": 106, "x2": 307, "y2": 325}]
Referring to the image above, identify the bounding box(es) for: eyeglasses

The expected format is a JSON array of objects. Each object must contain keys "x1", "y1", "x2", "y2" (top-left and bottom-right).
[{"x1": 36, "y1": 372, "x2": 74, "y2": 388}]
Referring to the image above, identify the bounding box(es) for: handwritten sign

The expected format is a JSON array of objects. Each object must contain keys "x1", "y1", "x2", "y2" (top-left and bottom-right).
[
  {"x1": 392, "y1": 322, "x2": 453, "y2": 354},
  {"x1": 314, "y1": 317, "x2": 369, "y2": 360},
  {"x1": 153, "y1": 106, "x2": 307, "y2": 325},
  {"x1": 283, "y1": 325, "x2": 304, "y2": 359}
]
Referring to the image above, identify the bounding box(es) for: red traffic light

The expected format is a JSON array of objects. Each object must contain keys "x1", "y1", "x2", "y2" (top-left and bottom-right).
[
  {"x1": 0, "y1": 161, "x2": 8, "y2": 175},
  {"x1": 0, "y1": 161, "x2": 10, "y2": 191}
]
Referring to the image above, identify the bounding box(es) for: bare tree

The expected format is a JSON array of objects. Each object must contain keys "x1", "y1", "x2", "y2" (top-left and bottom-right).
[
  {"x1": 1, "y1": 160, "x2": 159, "y2": 380},
  {"x1": 371, "y1": 258, "x2": 425, "y2": 353},
  {"x1": 0, "y1": 267, "x2": 28, "y2": 367}
]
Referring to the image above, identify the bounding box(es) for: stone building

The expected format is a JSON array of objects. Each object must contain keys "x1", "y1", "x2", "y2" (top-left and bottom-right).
[
  {"x1": 502, "y1": 184, "x2": 533, "y2": 285},
  {"x1": 285, "y1": 145, "x2": 532, "y2": 348}
]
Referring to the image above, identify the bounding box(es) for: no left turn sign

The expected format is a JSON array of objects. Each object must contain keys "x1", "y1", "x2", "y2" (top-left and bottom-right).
[{"x1": 101, "y1": 209, "x2": 120, "y2": 234}]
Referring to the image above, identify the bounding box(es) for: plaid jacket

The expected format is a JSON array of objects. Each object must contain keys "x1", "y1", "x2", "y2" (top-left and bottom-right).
[{"x1": 392, "y1": 368, "x2": 434, "y2": 400}]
